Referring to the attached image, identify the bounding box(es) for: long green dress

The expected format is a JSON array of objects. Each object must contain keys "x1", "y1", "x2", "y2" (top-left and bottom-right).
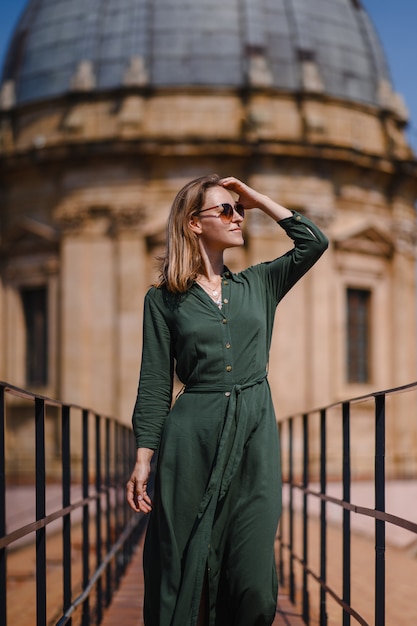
[{"x1": 132, "y1": 211, "x2": 328, "y2": 626}]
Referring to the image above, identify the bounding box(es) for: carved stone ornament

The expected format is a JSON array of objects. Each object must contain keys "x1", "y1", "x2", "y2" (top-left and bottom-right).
[
  {"x1": 301, "y1": 60, "x2": 325, "y2": 94},
  {"x1": 247, "y1": 53, "x2": 273, "y2": 87},
  {"x1": 393, "y1": 219, "x2": 417, "y2": 257},
  {"x1": 333, "y1": 221, "x2": 394, "y2": 258},
  {"x1": 123, "y1": 56, "x2": 148, "y2": 87},
  {"x1": 109, "y1": 207, "x2": 146, "y2": 234},
  {"x1": 56, "y1": 204, "x2": 145, "y2": 236},
  {"x1": 302, "y1": 206, "x2": 334, "y2": 230},
  {"x1": 70, "y1": 61, "x2": 96, "y2": 92},
  {"x1": 0, "y1": 79, "x2": 16, "y2": 110}
]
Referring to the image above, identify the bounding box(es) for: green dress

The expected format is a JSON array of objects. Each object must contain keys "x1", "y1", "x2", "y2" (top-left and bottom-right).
[{"x1": 132, "y1": 211, "x2": 328, "y2": 626}]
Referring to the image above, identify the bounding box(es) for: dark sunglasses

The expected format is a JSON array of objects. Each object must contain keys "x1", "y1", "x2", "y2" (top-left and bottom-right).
[{"x1": 195, "y1": 202, "x2": 245, "y2": 224}]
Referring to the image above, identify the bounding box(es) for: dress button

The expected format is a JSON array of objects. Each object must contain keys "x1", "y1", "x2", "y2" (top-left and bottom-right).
[
  {"x1": 226, "y1": 365, "x2": 232, "y2": 372},
  {"x1": 222, "y1": 318, "x2": 227, "y2": 324},
  {"x1": 223, "y1": 298, "x2": 229, "y2": 304},
  {"x1": 225, "y1": 391, "x2": 231, "y2": 397},
  {"x1": 225, "y1": 342, "x2": 231, "y2": 349},
  {"x1": 295, "y1": 215, "x2": 301, "y2": 221},
  {"x1": 223, "y1": 280, "x2": 229, "y2": 285}
]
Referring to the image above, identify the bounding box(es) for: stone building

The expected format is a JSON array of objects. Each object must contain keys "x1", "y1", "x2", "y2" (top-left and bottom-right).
[{"x1": 1, "y1": 0, "x2": 417, "y2": 478}]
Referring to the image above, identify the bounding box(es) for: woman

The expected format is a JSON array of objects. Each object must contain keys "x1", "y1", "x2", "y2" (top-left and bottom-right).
[{"x1": 126, "y1": 175, "x2": 328, "y2": 626}]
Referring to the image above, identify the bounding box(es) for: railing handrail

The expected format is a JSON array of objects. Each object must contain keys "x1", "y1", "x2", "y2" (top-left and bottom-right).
[
  {"x1": 280, "y1": 378, "x2": 417, "y2": 418},
  {"x1": 0, "y1": 379, "x2": 118, "y2": 418},
  {"x1": 293, "y1": 485, "x2": 417, "y2": 534},
  {"x1": 0, "y1": 381, "x2": 144, "y2": 626}
]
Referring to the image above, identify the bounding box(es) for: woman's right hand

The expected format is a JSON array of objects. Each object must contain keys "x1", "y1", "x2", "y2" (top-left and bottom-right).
[{"x1": 126, "y1": 448, "x2": 154, "y2": 513}]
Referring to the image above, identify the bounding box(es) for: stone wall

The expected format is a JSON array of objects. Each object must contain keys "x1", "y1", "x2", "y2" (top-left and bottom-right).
[{"x1": 1, "y1": 86, "x2": 417, "y2": 478}]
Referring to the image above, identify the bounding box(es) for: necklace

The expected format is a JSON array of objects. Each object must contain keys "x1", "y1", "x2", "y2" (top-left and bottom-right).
[{"x1": 196, "y1": 276, "x2": 223, "y2": 309}]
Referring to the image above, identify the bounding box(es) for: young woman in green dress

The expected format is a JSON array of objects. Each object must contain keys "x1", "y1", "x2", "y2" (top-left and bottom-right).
[{"x1": 126, "y1": 174, "x2": 328, "y2": 626}]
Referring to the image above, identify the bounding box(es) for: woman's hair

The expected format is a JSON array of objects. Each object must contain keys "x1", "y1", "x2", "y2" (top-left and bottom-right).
[{"x1": 157, "y1": 173, "x2": 221, "y2": 293}]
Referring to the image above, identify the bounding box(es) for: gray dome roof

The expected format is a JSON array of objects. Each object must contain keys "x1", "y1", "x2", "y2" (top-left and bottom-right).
[{"x1": 2, "y1": 0, "x2": 392, "y2": 108}]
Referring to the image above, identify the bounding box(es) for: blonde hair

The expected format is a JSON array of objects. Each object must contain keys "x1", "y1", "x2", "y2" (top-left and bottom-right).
[{"x1": 157, "y1": 174, "x2": 221, "y2": 293}]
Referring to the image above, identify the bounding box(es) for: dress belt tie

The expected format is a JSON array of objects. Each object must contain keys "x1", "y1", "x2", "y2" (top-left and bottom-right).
[{"x1": 184, "y1": 369, "x2": 268, "y2": 513}]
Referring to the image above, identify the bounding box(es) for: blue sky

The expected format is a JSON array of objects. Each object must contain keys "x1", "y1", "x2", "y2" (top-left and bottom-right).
[{"x1": 1, "y1": 0, "x2": 417, "y2": 149}]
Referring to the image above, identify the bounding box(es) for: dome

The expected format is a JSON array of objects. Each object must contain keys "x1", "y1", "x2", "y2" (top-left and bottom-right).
[{"x1": 2, "y1": 0, "x2": 392, "y2": 108}]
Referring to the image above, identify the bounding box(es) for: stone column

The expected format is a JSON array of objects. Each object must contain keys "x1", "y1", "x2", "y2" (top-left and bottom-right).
[
  {"x1": 388, "y1": 204, "x2": 417, "y2": 476},
  {"x1": 59, "y1": 212, "x2": 116, "y2": 415},
  {"x1": 111, "y1": 210, "x2": 147, "y2": 426}
]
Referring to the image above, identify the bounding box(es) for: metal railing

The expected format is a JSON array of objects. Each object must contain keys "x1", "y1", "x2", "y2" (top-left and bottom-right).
[
  {"x1": 3, "y1": 379, "x2": 417, "y2": 625},
  {"x1": 0, "y1": 381, "x2": 145, "y2": 626},
  {"x1": 277, "y1": 382, "x2": 417, "y2": 626}
]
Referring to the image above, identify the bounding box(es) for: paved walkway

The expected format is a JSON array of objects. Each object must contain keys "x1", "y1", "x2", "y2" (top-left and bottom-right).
[
  {"x1": 5, "y1": 481, "x2": 417, "y2": 625},
  {"x1": 101, "y1": 481, "x2": 417, "y2": 626},
  {"x1": 101, "y1": 536, "x2": 304, "y2": 626}
]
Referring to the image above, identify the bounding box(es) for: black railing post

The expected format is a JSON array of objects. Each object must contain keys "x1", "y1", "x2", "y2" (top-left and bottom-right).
[
  {"x1": 122, "y1": 425, "x2": 129, "y2": 569},
  {"x1": 277, "y1": 421, "x2": 285, "y2": 586},
  {"x1": 62, "y1": 404, "x2": 72, "y2": 625},
  {"x1": 82, "y1": 409, "x2": 90, "y2": 626},
  {"x1": 375, "y1": 394, "x2": 386, "y2": 626},
  {"x1": 105, "y1": 418, "x2": 112, "y2": 607},
  {"x1": 320, "y1": 408, "x2": 328, "y2": 626},
  {"x1": 342, "y1": 402, "x2": 351, "y2": 626},
  {"x1": 288, "y1": 417, "x2": 295, "y2": 604},
  {"x1": 302, "y1": 413, "x2": 310, "y2": 624},
  {"x1": 35, "y1": 397, "x2": 47, "y2": 626},
  {"x1": 123, "y1": 427, "x2": 136, "y2": 564},
  {"x1": 0, "y1": 385, "x2": 6, "y2": 626},
  {"x1": 114, "y1": 422, "x2": 122, "y2": 584},
  {"x1": 95, "y1": 414, "x2": 103, "y2": 624}
]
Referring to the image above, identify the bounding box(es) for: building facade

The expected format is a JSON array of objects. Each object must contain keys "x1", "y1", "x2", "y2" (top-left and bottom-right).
[{"x1": 1, "y1": 0, "x2": 417, "y2": 478}]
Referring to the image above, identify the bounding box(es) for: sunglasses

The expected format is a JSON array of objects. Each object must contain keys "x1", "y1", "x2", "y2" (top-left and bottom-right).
[{"x1": 195, "y1": 203, "x2": 245, "y2": 224}]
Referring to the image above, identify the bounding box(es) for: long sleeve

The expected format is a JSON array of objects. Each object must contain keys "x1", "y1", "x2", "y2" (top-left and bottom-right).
[
  {"x1": 263, "y1": 210, "x2": 328, "y2": 304},
  {"x1": 132, "y1": 288, "x2": 174, "y2": 450}
]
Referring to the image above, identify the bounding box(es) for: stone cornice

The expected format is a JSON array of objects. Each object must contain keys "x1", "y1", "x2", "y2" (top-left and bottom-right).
[
  {"x1": 1, "y1": 139, "x2": 417, "y2": 180},
  {"x1": 1, "y1": 87, "x2": 415, "y2": 166}
]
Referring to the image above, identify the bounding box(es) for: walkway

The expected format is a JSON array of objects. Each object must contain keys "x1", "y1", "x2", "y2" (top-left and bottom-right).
[
  {"x1": 5, "y1": 482, "x2": 417, "y2": 624},
  {"x1": 101, "y1": 486, "x2": 417, "y2": 626},
  {"x1": 101, "y1": 536, "x2": 305, "y2": 626}
]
